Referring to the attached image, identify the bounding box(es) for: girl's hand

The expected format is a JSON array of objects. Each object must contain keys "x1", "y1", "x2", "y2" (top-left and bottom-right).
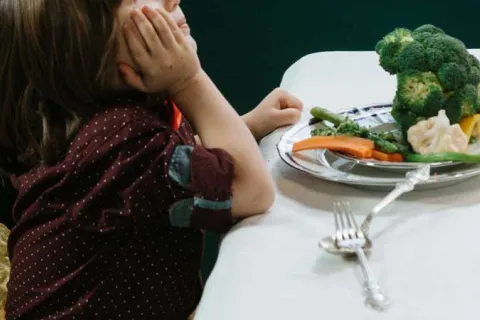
[
  {"x1": 243, "y1": 88, "x2": 303, "y2": 140},
  {"x1": 118, "y1": 6, "x2": 201, "y2": 95}
]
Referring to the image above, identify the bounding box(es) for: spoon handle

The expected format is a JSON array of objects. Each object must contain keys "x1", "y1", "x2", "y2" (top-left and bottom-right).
[{"x1": 360, "y1": 165, "x2": 430, "y2": 234}]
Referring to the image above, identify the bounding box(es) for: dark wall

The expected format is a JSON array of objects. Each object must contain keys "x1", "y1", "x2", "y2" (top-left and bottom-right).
[{"x1": 183, "y1": 0, "x2": 480, "y2": 115}]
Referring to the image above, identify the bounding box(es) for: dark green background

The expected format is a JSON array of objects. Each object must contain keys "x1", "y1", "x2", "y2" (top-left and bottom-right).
[
  {"x1": 2, "y1": 0, "x2": 480, "y2": 280},
  {"x1": 183, "y1": 0, "x2": 480, "y2": 114}
]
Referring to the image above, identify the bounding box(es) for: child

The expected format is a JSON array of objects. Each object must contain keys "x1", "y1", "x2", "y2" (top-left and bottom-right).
[{"x1": 0, "y1": 0, "x2": 302, "y2": 319}]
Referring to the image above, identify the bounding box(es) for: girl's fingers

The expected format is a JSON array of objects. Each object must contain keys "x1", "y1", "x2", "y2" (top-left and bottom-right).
[
  {"x1": 274, "y1": 108, "x2": 302, "y2": 126},
  {"x1": 276, "y1": 90, "x2": 304, "y2": 110},
  {"x1": 142, "y1": 6, "x2": 176, "y2": 48},
  {"x1": 118, "y1": 63, "x2": 148, "y2": 92},
  {"x1": 280, "y1": 95, "x2": 303, "y2": 110},
  {"x1": 123, "y1": 22, "x2": 151, "y2": 67},
  {"x1": 131, "y1": 9, "x2": 162, "y2": 52},
  {"x1": 156, "y1": 7, "x2": 186, "y2": 44}
]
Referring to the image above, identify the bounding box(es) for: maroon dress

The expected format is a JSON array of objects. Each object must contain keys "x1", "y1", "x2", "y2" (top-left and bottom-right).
[{"x1": 6, "y1": 98, "x2": 234, "y2": 319}]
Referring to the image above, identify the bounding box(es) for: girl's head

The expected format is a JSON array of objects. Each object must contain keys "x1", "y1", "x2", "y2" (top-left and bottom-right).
[{"x1": 0, "y1": 0, "x2": 189, "y2": 174}]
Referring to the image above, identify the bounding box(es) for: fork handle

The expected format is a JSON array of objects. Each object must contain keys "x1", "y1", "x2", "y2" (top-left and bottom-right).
[{"x1": 354, "y1": 245, "x2": 392, "y2": 311}]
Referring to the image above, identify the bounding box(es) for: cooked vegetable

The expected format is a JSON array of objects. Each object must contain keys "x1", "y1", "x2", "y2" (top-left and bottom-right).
[
  {"x1": 372, "y1": 150, "x2": 404, "y2": 162},
  {"x1": 412, "y1": 24, "x2": 445, "y2": 36},
  {"x1": 459, "y1": 114, "x2": 480, "y2": 142},
  {"x1": 391, "y1": 97, "x2": 426, "y2": 134},
  {"x1": 396, "y1": 70, "x2": 444, "y2": 116},
  {"x1": 371, "y1": 150, "x2": 389, "y2": 161},
  {"x1": 444, "y1": 84, "x2": 478, "y2": 123},
  {"x1": 422, "y1": 34, "x2": 469, "y2": 71},
  {"x1": 396, "y1": 41, "x2": 429, "y2": 72},
  {"x1": 310, "y1": 106, "x2": 344, "y2": 125},
  {"x1": 405, "y1": 152, "x2": 480, "y2": 163},
  {"x1": 436, "y1": 62, "x2": 468, "y2": 91},
  {"x1": 388, "y1": 153, "x2": 405, "y2": 162},
  {"x1": 310, "y1": 107, "x2": 403, "y2": 154},
  {"x1": 407, "y1": 110, "x2": 469, "y2": 154},
  {"x1": 292, "y1": 136, "x2": 374, "y2": 158},
  {"x1": 376, "y1": 24, "x2": 480, "y2": 133},
  {"x1": 375, "y1": 28, "x2": 415, "y2": 74}
]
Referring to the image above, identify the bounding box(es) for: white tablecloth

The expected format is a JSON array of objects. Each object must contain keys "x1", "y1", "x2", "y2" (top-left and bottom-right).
[{"x1": 195, "y1": 51, "x2": 480, "y2": 320}]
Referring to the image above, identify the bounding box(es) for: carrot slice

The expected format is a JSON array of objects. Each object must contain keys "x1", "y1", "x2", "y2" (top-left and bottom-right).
[
  {"x1": 371, "y1": 150, "x2": 389, "y2": 161},
  {"x1": 292, "y1": 136, "x2": 374, "y2": 158},
  {"x1": 388, "y1": 153, "x2": 404, "y2": 162},
  {"x1": 371, "y1": 150, "x2": 404, "y2": 162}
]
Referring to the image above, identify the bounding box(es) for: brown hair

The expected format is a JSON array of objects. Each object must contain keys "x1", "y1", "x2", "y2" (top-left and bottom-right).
[{"x1": 0, "y1": 0, "x2": 123, "y2": 174}]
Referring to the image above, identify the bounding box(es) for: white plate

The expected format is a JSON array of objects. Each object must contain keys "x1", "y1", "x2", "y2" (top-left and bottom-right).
[{"x1": 277, "y1": 103, "x2": 480, "y2": 190}]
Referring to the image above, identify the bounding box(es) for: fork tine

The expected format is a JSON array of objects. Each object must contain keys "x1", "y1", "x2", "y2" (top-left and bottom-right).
[{"x1": 344, "y1": 202, "x2": 359, "y2": 229}]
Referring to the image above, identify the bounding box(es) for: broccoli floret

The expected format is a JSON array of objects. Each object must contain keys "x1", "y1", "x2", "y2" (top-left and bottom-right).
[
  {"x1": 467, "y1": 54, "x2": 480, "y2": 68},
  {"x1": 391, "y1": 97, "x2": 420, "y2": 127},
  {"x1": 396, "y1": 70, "x2": 444, "y2": 116},
  {"x1": 391, "y1": 104, "x2": 425, "y2": 134},
  {"x1": 436, "y1": 62, "x2": 468, "y2": 90},
  {"x1": 310, "y1": 127, "x2": 337, "y2": 137},
  {"x1": 477, "y1": 83, "x2": 480, "y2": 107},
  {"x1": 460, "y1": 84, "x2": 478, "y2": 117},
  {"x1": 412, "y1": 33, "x2": 432, "y2": 45},
  {"x1": 375, "y1": 28, "x2": 412, "y2": 53},
  {"x1": 379, "y1": 41, "x2": 402, "y2": 74},
  {"x1": 377, "y1": 24, "x2": 480, "y2": 134},
  {"x1": 444, "y1": 84, "x2": 478, "y2": 123},
  {"x1": 413, "y1": 24, "x2": 445, "y2": 36},
  {"x1": 423, "y1": 34, "x2": 468, "y2": 70},
  {"x1": 376, "y1": 28, "x2": 414, "y2": 74},
  {"x1": 412, "y1": 25, "x2": 445, "y2": 45},
  {"x1": 375, "y1": 40, "x2": 385, "y2": 54},
  {"x1": 469, "y1": 68, "x2": 480, "y2": 85},
  {"x1": 383, "y1": 28, "x2": 414, "y2": 44},
  {"x1": 467, "y1": 54, "x2": 480, "y2": 85},
  {"x1": 396, "y1": 41, "x2": 429, "y2": 72}
]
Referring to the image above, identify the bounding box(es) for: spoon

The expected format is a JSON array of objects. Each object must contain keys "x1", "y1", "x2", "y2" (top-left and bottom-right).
[{"x1": 318, "y1": 164, "x2": 431, "y2": 255}]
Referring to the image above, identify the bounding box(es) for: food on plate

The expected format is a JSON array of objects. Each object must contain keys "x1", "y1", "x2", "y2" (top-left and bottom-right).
[
  {"x1": 298, "y1": 24, "x2": 480, "y2": 164},
  {"x1": 292, "y1": 135, "x2": 374, "y2": 158},
  {"x1": 376, "y1": 24, "x2": 480, "y2": 132},
  {"x1": 459, "y1": 114, "x2": 480, "y2": 143},
  {"x1": 310, "y1": 107, "x2": 406, "y2": 154},
  {"x1": 407, "y1": 110, "x2": 469, "y2": 154},
  {"x1": 405, "y1": 152, "x2": 480, "y2": 163},
  {"x1": 371, "y1": 150, "x2": 404, "y2": 162}
]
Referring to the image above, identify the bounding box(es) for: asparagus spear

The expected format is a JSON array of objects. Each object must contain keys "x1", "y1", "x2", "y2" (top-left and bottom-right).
[
  {"x1": 310, "y1": 107, "x2": 401, "y2": 154},
  {"x1": 406, "y1": 152, "x2": 480, "y2": 163}
]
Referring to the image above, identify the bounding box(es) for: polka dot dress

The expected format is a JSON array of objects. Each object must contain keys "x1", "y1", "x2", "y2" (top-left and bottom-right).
[{"x1": 5, "y1": 98, "x2": 235, "y2": 319}]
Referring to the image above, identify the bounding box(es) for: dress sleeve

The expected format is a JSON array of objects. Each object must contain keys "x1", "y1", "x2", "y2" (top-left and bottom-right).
[{"x1": 74, "y1": 113, "x2": 235, "y2": 233}]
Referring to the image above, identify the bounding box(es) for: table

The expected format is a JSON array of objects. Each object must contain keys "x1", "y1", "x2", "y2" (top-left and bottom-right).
[{"x1": 194, "y1": 51, "x2": 480, "y2": 320}]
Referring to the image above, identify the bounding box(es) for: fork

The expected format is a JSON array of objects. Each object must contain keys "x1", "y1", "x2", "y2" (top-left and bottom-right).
[{"x1": 333, "y1": 201, "x2": 392, "y2": 311}]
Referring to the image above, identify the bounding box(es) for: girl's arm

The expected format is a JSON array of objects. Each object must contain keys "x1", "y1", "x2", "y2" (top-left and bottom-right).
[
  {"x1": 174, "y1": 71, "x2": 275, "y2": 217},
  {"x1": 193, "y1": 88, "x2": 303, "y2": 144},
  {"x1": 120, "y1": 7, "x2": 274, "y2": 218}
]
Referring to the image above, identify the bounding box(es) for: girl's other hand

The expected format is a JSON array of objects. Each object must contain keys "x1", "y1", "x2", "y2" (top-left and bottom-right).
[
  {"x1": 243, "y1": 88, "x2": 303, "y2": 140},
  {"x1": 118, "y1": 6, "x2": 200, "y2": 95}
]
